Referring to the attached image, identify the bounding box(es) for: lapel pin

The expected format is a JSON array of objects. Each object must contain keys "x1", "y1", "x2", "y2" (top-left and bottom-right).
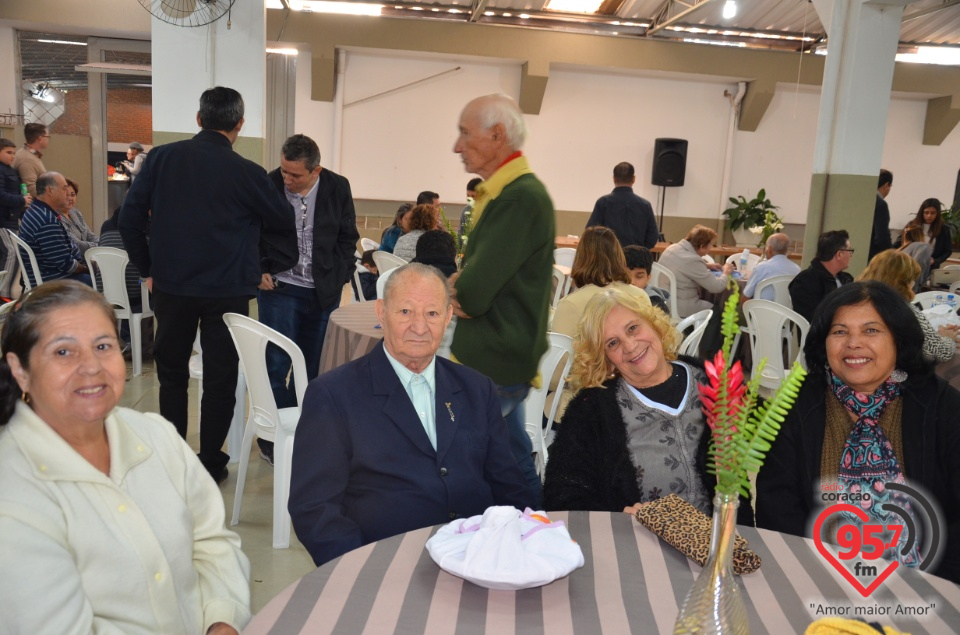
[{"x1": 445, "y1": 402, "x2": 455, "y2": 422}]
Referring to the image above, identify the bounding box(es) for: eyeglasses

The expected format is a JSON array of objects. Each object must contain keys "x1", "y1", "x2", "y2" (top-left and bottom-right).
[{"x1": 840, "y1": 248, "x2": 855, "y2": 254}]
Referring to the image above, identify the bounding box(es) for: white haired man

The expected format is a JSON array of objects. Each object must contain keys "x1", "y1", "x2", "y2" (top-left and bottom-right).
[
  {"x1": 450, "y1": 94, "x2": 554, "y2": 504},
  {"x1": 742, "y1": 232, "x2": 800, "y2": 301}
]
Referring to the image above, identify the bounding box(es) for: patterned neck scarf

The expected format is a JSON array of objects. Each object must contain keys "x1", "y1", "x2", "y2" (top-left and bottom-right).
[{"x1": 830, "y1": 370, "x2": 920, "y2": 567}]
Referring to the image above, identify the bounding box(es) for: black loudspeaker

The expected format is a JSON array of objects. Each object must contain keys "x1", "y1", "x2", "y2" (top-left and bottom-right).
[{"x1": 652, "y1": 138, "x2": 688, "y2": 187}]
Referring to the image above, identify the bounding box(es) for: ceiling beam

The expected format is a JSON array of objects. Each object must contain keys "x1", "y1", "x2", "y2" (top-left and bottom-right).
[
  {"x1": 470, "y1": 0, "x2": 489, "y2": 22},
  {"x1": 903, "y1": 0, "x2": 960, "y2": 24},
  {"x1": 646, "y1": 0, "x2": 719, "y2": 37}
]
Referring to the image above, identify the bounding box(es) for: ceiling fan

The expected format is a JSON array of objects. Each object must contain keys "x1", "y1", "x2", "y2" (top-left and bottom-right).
[{"x1": 137, "y1": 0, "x2": 236, "y2": 27}]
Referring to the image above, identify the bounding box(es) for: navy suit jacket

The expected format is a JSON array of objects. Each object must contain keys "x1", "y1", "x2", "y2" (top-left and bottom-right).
[{"x1": 289, "y1": 342, "x2": 538, "y2": 566}]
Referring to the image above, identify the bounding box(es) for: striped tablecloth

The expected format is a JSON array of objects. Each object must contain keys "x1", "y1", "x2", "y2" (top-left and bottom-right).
[
  {"x1": 244, "y1": 512, "x2": 960, "y2": 634},
  {"x1": 318, "y1": 302, "x2": 382, "y2": 375}
]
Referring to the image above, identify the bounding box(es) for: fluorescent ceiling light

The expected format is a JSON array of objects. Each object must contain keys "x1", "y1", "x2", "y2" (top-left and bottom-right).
[
  {"x1": 545, "y1": 0, "x2": 604, "y2": 14},
  {"x1": 267, "y1": 47, "x2": 299, "y2": 55},
  {"x1": 684, "y1": 38, "x2": 745, "y2": 48},
  {"x1": 291, "y1": 1, "x2": 383, "y2": 15},
  {"x1": 519, "y1": 13, "x2": 530, "y2": 18},
  {"x1": 896, "y1": 46, "x2": 960, "y2": 66},
  {"x1": 722, "y1": 0, "x2": 736, "y2": 19},
  {"x1": 38, "y1": 39, "x2": 87, "y2": 46}
]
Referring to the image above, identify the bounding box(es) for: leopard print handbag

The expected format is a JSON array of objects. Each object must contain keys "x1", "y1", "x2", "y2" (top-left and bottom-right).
[{"x1": 633, "y1": 493, "x2": 762, "y2": 575}]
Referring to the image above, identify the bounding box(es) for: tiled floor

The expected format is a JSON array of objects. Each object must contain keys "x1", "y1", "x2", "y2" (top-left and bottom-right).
[{"x1": 119, "y1": 361, "x2": 316, "y2": 614}]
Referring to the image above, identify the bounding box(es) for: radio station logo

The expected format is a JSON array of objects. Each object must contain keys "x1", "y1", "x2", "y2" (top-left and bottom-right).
[{"x1": 812, "y1": 481, "x2": 943, "y2": 597}]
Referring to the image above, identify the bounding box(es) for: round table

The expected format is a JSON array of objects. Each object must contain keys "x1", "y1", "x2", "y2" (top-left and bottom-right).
[
  {"x1": 318, "y1": 302, "x2": 382, "y2": 375},
  {"x1": 243, "y1": 511, "x2": 960, "y2": 634}
]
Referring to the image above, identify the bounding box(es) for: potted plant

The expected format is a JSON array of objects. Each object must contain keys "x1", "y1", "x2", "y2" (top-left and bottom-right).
[
  {"x1": 748, "y1": 210, "x2": 784, "y2": 249},
  {"x1": 723, "y1": 189, "x2": 779, "y2": 246},
  {"x1": 941, "y1": 202, "x2": 960, "y2": 250}
]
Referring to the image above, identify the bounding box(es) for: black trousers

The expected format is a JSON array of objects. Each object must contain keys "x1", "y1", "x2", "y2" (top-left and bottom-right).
[{"x1": 153, "y1": 289, "x2": 249, "y2": 473}]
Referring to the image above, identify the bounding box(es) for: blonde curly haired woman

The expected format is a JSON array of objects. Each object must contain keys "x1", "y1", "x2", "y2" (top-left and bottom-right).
[
  {"x1": 542, "y1": 285, "x2": 753, "y2": 523},
  {"x1": 857, "y1": 248, "x2": 957, "y2": 363}
]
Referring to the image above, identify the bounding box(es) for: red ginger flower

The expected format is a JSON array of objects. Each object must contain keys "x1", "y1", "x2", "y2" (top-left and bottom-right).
[{"x1": 699, "y1": 350, "x2": 746, "y2": 432}]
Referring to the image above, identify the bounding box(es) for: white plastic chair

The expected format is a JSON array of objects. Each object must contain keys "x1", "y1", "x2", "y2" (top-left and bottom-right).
[
  {"x1": 553, "y1": 247, "x2": 576, "y2": 269},
  {"x1": 360, "y1": 237, "x2": 379, "y2": 252},
  {"x1": 376, "y1": 266, "x2": 398, "y2": 300},
  {"x1": 85, "y1": 247, "x2": 154, "y2": 377},
  {"x1": 523, "y1": 332, "x2": 574, "y2": 478},
  {"x1": 551, "y1": 265, "x2": 570, "y2": 308},
  {"x1": 930, "y1": 267, "x2": 960, "y2": 288},
  {"x1": 752, "y1": 273, "x2": 796, "y2": 308},
  {"x1": 9, "y1": 230, "x2": 43, "y2": 290},
  {"x1": 914, "y1": 291, "x2": 958, "y2": 310},
  {"x1": 650, "y1": 262, "x2": 681, "y2": 323},
  {"x1": 372, "y1": 250, "x2": 407, "y2": 274},
  {"x1": 676, "y1": 309, "x2": 712, "y2": 357},
  {"x1": 725, "y1": 252, "x2": 762, "y2": 274},
  {"x1": 949, "y1": 281, "x2": 960, "y2": 295},
  {"x1": 224, "y1": 313, "x2": 308, "y2": 550},
  {"x1": 743, "y1": 299, "x2": 809, "y2": 395},
  {"x1": 353, "y1": 262, "x2": 369, "y2": 303}
]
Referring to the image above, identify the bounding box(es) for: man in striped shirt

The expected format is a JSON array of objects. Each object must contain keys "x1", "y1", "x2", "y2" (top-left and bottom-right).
[{"x1": 18, "y1": 171, "x2": 90, "y2": 286}]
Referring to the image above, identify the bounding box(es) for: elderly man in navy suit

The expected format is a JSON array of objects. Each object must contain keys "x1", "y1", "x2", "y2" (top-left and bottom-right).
[{"x1": 289, "y1": 263, "x2": 538, "y2": 566}]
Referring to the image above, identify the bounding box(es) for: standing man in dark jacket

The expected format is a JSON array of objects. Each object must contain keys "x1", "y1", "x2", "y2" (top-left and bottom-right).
[
  {"x1": 869, "y1": 169, "x2": 893, "y2": 261},
  {"x1": 586, "y1": 162, "x2": 659, "y2": 249},
  {"x1": 788, "y1": 229, "x2": 855, "y2": 323},
  {"x1": 256, "y1": 134, "x2": 358, "y2": 463},
  {"x1": 119, "y1": 86, "x2": 297, "y2": 483}
]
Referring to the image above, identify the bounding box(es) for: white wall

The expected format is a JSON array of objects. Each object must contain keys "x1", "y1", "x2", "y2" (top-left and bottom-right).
[
  {"x1": 729, "y1": 85, "x2": 820, "y2": 224},
  {"x1": 339, "y1": 51, "x2": 519, "y2": 201},
  {"x1": 288, "y1": 47, "x2": 960, "y2": 229},
  {"x1": 881, "y1": 96, "x2": 960, "y2": 230},
  {"x1": 152, "y1": 2, "x2": 267, "y2": 136}
]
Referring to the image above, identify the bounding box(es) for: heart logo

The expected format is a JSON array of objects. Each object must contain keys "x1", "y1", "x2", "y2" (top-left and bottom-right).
[{"x1": 812, "y1": 503, "x2": 900, "y2": 598}]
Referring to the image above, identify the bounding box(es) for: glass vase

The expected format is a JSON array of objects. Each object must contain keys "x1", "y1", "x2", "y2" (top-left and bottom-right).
[{"x1": 673, "y1": 491, "x2": 749, "y2": 635}]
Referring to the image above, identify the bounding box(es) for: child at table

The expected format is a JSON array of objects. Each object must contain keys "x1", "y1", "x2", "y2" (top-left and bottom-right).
[
  {"x1": 0, "y1": 138, "x2": 32, "y2": 298},
  {"x1": 353, "y1": 249, "x2": 378, "y2": 301},
  {"x1": 623, "y1": 245, "x2": 670, "y2": 315}
]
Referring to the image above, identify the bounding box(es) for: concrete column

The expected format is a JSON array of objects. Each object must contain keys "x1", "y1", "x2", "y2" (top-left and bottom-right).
[
  {"x1": 803, "y1": 0, "x2": 909, "y2": 272},
  {"x1": 151, "y1": 2, "x2": 268, "y2": 165},
  {"x1": 0, "y1": 26, "x2": 18, "y2": 118}
]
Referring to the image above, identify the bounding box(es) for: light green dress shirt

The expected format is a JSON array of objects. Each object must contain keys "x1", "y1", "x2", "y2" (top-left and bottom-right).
[{"x1": 384, "y1": 348, "x2": 438, "y2": 450}]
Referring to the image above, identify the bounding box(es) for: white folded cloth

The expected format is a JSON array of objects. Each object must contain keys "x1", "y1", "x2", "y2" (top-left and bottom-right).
[{"x1": 425, "y1": 506, "x2": 584, "y2": 590}]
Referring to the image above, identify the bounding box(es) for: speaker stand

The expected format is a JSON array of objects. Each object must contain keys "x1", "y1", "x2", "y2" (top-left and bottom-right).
[{"x1": 657, "y1": 185, "x2": 667, "y2": 242}]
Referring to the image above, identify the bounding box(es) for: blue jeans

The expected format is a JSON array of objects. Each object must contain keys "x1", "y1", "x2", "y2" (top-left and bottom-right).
[
  {"x1": 496, "y1": 382, "x2": 543, "y2": 508},
  {"x1": 258, "y1": 284, "x2": 338, "y2": 409}
]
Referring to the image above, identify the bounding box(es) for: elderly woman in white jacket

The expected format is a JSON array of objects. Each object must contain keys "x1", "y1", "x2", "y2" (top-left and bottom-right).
[{"x1": 0, "y1": 280, "x2": 250, "y2": 635}]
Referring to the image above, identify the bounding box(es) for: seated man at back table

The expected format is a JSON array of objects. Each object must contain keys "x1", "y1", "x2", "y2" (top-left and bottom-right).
[
  {"x1": 742, "y1": 232, "x2": 800, "y2": 301},
  {"x1": 289, "y1": 263, "x2": 539, "y2": 566},
  {"x1": 788, "y1": 229, "x2": 854, "y2": 323},
  {"x1": 18, "y1": 171, "x2": 91, "y2": 285}
]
